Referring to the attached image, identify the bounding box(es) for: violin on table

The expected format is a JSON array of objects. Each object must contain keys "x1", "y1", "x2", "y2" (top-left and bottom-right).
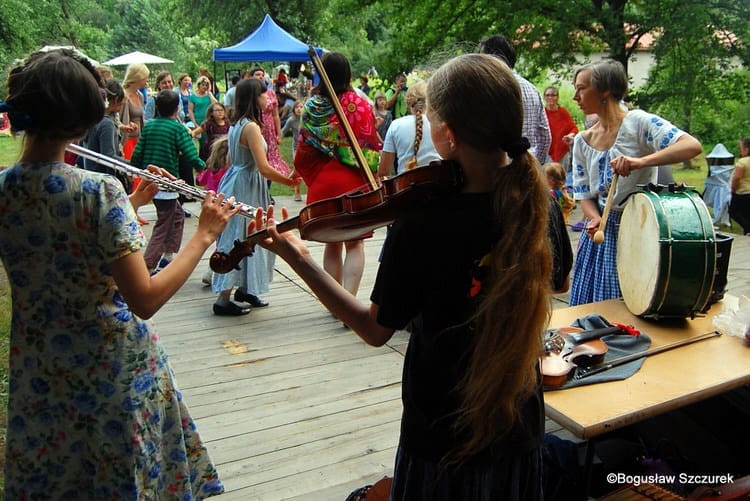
[{"x1": 541, "y1": 323, "x2": 640, "y2": 388}]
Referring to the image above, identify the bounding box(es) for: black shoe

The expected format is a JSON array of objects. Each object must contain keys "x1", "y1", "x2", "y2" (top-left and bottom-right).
[
  {"x1": 213, "y1": 302, "x2": 251, "y2": 316},
  {"x1": 234, "y1": 290, "x2": 269, "y2": 307},
  {"x1": 183, "y1": 208, "x2": 192, "y2": 218}
]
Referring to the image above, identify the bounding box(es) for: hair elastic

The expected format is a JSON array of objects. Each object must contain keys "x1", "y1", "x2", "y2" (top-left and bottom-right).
[{"x1": 505, "y1": 137, "x2": 530, "y2": 159}]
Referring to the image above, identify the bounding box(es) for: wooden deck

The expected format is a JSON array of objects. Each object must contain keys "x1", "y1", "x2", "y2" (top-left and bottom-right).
[{"x1": 145, "y1": 197, "x2": 750, "y2": 500}]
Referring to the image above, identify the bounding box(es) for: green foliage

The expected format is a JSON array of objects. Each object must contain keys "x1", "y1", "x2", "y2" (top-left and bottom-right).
[
  {"x1": 628, "y1": 0, "x2": 749, "y2": 146},
  {"x1": 0, "y1": 0, "x2": 36, "y2": 61},
  {"x1": 0, "y1": 137, "x2": 21, "y2": 167},
  {"x1": 109, "y1": 0, "x2": 180, "y2": 59}
]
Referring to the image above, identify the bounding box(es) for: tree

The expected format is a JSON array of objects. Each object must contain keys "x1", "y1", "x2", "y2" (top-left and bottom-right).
[
  {"x1": 360, "y1": 0, "x2": 746, "y2": 82},
  {"x1": 109, "y1": 0, "x2": 181, "y2": 60},
  {"x1": 171, "y1": 0, "x2": 326, "y2": 50},
  {"x1": 0, "y1": 0, "x2": 36, "y2": 63},
  {"x1": 1, "y1": 0, "x2": 745, "y2": 144},
  {"x1": 0, "y1": 0, "x2": 114, "y2": 96},
  {"x1": 627, "y1": 0, "x2": 748, "y2": 143}
]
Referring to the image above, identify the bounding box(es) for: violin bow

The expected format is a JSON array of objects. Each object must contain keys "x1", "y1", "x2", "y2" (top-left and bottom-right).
[
  {"x1": 574, "y1": 330, "x2": 721, "y2": 380},
  {"x1": 307, "y1": 46, "x2": 379, "y2": 191}
]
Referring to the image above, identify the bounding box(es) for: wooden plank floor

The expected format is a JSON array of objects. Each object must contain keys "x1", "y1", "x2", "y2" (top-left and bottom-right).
[{"x1": 145, "y1": 197, "x2": 750, "y2": 500}]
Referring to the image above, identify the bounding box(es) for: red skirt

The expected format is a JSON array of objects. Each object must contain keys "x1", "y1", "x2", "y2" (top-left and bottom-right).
[
  {"x1": 294, "y1": 145, "x2": 374, "y2": 239},
  {"x1": 122, "y1": 136, "x2": 138, "y2": 160}
]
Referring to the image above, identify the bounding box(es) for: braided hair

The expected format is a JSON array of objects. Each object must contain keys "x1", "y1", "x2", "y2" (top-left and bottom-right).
[{"x1": 404, "y1": 80, "x2": 427, "y2": 170}]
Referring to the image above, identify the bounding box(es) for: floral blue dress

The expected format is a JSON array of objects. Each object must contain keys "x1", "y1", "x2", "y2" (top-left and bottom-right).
[{"x1": 0, "y1": 161, "x2": 223, "y2": 499}]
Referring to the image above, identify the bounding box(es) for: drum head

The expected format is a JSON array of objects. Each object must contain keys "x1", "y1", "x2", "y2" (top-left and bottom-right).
[
  {"x1": 618, "y1": 187, "x2": 716, "y2": 318},
  {"x1": 617, "y1": 193, "x2": 661, "y2": 316}
]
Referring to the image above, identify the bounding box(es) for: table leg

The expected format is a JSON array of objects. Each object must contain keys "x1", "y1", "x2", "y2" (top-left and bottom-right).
[{"x1": 581, "y1": 437, "x2": 597, "y2": 500}]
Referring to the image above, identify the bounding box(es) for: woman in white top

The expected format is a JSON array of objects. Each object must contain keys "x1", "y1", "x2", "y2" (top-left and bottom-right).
[
  {"x1": 377, "y1": 81, "x2": 441, "y2": 178},
  {"x1": 568, "y1": 59, "x2": 702, "y2": 306}
]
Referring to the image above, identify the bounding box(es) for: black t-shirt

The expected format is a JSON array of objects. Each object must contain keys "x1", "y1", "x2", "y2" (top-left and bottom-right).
[
  {"x1": 371, "y1": 191, "x2": 544, "y2": 462},
  {"x1": 548, "y1": 195, "x2": 573, "y2": 292}
]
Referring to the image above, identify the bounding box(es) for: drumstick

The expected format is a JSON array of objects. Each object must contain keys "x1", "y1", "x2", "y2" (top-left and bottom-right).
[{"x1": 592, "y1": 173, "x2": 619, "y2": 245}]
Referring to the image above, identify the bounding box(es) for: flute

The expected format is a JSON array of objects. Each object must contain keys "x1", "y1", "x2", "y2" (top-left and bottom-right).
[{"x1": 67, "y1": 143, "x2": 258, "y2": 219}]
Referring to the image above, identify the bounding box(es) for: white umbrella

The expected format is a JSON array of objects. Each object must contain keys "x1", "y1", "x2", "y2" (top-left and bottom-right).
[{"x1": 102, "y1": 51, "x2": 173, "y2": 66}]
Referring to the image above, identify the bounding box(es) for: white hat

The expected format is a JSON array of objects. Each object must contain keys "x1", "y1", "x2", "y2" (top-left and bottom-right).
[{"x1": 706, "y1": 143, "x2": 733, "y2": 159}]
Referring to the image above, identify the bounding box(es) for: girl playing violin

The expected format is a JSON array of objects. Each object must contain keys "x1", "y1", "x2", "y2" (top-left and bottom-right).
[
  {"x1": 249, "y1": 53, "x2": 551, "y2": 500},
  {"x1": 0, "y1": 48, "x2": 237, "y2": 499}
]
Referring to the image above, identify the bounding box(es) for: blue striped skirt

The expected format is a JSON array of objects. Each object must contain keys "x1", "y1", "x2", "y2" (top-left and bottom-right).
[{"x1": 569, "y1": 210, "x2": 623, "y2": 306}]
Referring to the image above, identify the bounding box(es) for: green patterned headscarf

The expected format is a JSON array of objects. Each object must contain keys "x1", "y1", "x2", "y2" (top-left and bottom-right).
[{"x1": 300, "y1": 91, "x2": 382, "y2": 171}]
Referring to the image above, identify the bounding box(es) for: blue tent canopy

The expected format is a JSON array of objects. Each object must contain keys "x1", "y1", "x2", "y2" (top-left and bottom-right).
[{"x1": 213, "y1": 14, "x2": 321, "y2": 62}]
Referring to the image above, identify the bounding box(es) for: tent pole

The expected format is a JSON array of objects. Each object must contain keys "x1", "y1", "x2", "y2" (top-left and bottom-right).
[{"x1": 213, "y1": 60, "x2": 220, "y2": 97}]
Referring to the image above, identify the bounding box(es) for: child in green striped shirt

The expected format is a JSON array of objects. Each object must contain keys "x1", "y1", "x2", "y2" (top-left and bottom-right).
[{"x1": 131, "y1": 90, "x2": 205, "y2": 272}]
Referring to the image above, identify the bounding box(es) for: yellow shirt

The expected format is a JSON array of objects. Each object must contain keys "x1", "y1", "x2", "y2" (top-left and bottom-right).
[{"x1": 736, "y1": 156, "x2": 750, "y2": 195}]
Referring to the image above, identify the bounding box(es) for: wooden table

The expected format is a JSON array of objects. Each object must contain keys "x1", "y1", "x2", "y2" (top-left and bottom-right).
[
  {"x1": 544, "y1": 297, "x2": 750, "y2": 498},
  {"x1": 544, "y1": 296, "x2": 750, "y2": 440}
]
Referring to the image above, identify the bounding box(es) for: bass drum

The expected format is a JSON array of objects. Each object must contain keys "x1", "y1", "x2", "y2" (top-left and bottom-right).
[{"x1": 617, "y1": 185, "x2": 716, "y2": 319}]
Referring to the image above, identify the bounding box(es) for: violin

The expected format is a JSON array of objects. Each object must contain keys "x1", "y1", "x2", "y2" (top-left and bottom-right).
[
  {"x1": 210, "y1": 46, "x2": 464, "y2": 274},
  {"x1": 541, "y1": 323, "x2": 640, "y2": 388},
  {"x1": 209, "y1": 160, "x2": 463, "y2": 273},
  {"x1": 347, "y1": 476, "x2": 393, "y2": 501}
]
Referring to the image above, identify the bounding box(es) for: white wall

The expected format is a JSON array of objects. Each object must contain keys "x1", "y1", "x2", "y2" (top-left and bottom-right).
[{"x1": 545, "y1": 50, "x2": 656, "y2": 89}]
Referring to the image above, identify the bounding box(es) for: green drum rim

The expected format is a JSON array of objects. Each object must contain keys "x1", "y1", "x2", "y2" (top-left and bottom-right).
[{"x1": 618, "y1": 186, "x2": 716, "y2": 318}]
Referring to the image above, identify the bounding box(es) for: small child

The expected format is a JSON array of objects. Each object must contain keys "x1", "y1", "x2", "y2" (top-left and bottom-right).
[
  {"x1": 373, "y1": 91, "x2": 392, "y2": 140},
  {"x1": 197, "y1": 135, "x2": 230, "y2": 286},
  {"x1": 131, "y1": 90, "x2": 205, "y2": 272},
  {"x1": 281, "y1": 100, "x2": 304, "y2": 154},
  {"x1": 191, "y1": 102, "x2": 230, "y2": 160},
  {"x1": 281, "y1": 100, "x2": 305, "y2": 201},
  {"x1": 545, "y1": 161, "x2": 575, "y2": 223},
  {"x1": 197, "y1": 134, "x2": 229, "y2": 192}
]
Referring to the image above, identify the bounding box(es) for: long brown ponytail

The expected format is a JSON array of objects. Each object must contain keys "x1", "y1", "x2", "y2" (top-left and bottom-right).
[{"x1": 427, "y1": 54, "x2": 551, "y2": 464}]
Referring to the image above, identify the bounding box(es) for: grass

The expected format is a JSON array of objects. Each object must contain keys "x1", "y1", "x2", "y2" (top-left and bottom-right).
[
  {"x1": 0, "y1": 135, "x2": 21, "y2": 167},
  {"x1": 0, "y1": 136, "x2": 15, "y2": 491},
  {"x1": 0, "y1": 136, "x2": 12, "y2": 490}
]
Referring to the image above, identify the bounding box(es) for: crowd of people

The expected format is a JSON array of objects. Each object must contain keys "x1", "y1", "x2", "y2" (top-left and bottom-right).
[{"x1": 1, "y1": 34, "x2": 746, "y2": 499}]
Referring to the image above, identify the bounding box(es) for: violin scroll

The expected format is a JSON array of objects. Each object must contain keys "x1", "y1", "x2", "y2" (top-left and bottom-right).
[
  {"x1": 209, "y1": 239, "x2": 256, "y2": 274},
  {"x1": 209, "y1": 216, "x2": 302, "y2": 274}
]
